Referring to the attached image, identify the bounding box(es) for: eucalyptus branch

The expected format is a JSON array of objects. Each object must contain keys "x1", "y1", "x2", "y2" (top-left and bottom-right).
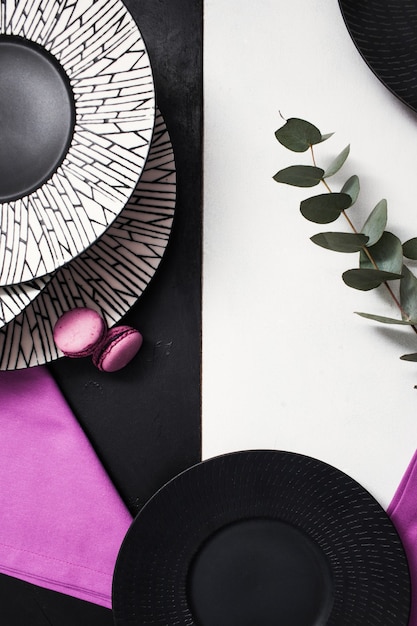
[
  {"x1": 273, "y1": 116, "x2": 417, "y2": 365},
  {"x1": 312, "y1": 144, "x2": 415, "y2": 328}
]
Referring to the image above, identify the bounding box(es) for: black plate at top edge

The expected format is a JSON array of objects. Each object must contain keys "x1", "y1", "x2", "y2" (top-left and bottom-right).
[
  {"x1": 112, "y1": 449, "x2": 410, "y2": 626},
  {"x1": 338, "y1": 0, "x2": 417, "y2": 113}
]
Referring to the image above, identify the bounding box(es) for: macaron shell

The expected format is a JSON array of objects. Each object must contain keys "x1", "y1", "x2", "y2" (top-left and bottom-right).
[
  {"x1": 53, "y1": 308, "x2": 107, "y2": 358},
  {"x1": 93, "y1": 326, "x2": 143, "y2": 372}
]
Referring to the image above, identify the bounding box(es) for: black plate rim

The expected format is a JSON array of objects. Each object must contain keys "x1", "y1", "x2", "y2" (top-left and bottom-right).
[
  {"x1": 338, "y1": 0, "x2": 417, "y2": 114},
  {"x1": 112, "y1": 448, "x2": 411, "y2": 626}
]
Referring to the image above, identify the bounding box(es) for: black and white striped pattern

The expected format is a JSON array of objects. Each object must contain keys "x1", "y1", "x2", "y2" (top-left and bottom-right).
[
  {"x1": 0, "y1": 110, "x2": 175, "y2": 370},
  {"x1": 0, "y1": 0, "x2": 155, "y2": 286},
  {"x1": 0, "y1": 277, "x2": 50, "y2": 329}
]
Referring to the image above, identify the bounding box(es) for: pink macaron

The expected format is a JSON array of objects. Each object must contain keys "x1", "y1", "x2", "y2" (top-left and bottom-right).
[
  {"x1": 53, "y1": 308, "x2": 107, "y2": 358},
  {"x1": 92, "y1": 325, "x2": 143, "y2": 372}
]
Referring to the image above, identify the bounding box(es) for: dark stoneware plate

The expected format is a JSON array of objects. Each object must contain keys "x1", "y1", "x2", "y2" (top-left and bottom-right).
[{"x1": 113, "y1": 450, "x2": 410, "y2": 626}]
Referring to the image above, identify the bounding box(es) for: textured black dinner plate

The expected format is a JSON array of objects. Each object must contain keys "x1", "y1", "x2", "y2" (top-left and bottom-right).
[
  {"x1": 338, "y1": 0, "x2": 417, "y2": 112},
  {"x1": 112, "y1": 450, "x2": 410, "y2": 626}
]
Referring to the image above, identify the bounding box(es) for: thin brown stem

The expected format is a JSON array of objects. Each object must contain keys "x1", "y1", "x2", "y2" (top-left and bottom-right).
[
  {"x1": 310, "y1": 144, "x2": 317, "y2": 167},
  {"x1": 311, "y1": 151, "x2": 417, "y2": 335},
  {"x1": 341, "y1": 210, "x2": 358, "y2": 234}
]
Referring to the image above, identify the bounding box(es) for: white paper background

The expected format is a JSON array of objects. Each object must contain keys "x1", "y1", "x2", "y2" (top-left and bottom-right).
[{"x1": 203, "y1": 0, "x2": 417, "y2": 509}]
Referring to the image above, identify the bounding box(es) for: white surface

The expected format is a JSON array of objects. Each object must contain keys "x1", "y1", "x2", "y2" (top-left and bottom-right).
[{"x1": 203, "y1": 0, "x2": 417, "y2": 509}]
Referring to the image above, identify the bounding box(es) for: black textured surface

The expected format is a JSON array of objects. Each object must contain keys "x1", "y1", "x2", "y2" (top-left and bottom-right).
[
  {"x1": 48, "y1": 0, "x2": 203, "y2": 520},
  {"x1": 339, "y1": 0, "x2": 417, "y2": 112},
  {"x1": 1, "y1": 0, "x2": 202, "y2": 623},
  {"x1": 0, "y1": 575, "x2": 114, "y2": 626},
  {"x1": 113, "y1": 450, "x2": 411, "y2": 626}
]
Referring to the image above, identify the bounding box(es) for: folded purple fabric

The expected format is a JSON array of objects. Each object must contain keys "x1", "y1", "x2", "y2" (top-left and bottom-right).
[
  {"x1": 388, "y1": 449, "x2": 417, "y2": 624},
  {"x1": 0, "y1": 365, "x2": 132, "y2": 608}
]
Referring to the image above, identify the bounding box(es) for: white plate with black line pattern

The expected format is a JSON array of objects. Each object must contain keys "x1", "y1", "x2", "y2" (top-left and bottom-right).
[
  {"x1": 0, "y1": 109, "x2": 175, "y2": 370},
  {"x1": 0, "y1": 276, "x2": 50, "y2": 330},
  {"x1": 0, "y1": 0, "x2": 155, "y2": 286}
]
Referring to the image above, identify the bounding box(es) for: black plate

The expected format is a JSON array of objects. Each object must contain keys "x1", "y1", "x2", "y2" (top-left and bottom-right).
[
  {"x1": 112, "y1": 450, "x2": 410, "y2": 625},
  {"x1": 338, "y1": 0, "x2": 417, "y2": 113}
]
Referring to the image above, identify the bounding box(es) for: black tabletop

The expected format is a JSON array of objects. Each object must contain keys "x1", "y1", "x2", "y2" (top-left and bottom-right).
[{"x1": 1, "y1": 0, "x2": 202, "y2": 623}]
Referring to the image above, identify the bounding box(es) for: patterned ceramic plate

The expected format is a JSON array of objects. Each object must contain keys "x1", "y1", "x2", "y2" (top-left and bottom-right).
[
  {"x1": 0, "y1": 277, "x2": 50, "y2": 330},
  {"x1": 0, "y1": 109, "x2": 175, "y2": 370},
  {"x1": 113, "y1": 450, "x2": 410, "y2": 626},
  {"x1": 0, "y1": 0, "x2": 155, "y2": 286}
]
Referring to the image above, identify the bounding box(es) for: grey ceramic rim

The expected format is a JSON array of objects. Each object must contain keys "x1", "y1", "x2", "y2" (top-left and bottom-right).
[
  {"x1": 0, "y1": 0, "x2": 155, "y2": 285},
  {"x1": 112, "y1": 450, "x2": 410, "y2": 626}
]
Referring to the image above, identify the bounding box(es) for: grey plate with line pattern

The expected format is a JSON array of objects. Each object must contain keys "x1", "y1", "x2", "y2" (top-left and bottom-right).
[
  {"x1": 0, "y1": 0, "x2": 155, "y2": 286},
  {"x1": 0, "y1": 109, "x2": 175, "y2": 369}
]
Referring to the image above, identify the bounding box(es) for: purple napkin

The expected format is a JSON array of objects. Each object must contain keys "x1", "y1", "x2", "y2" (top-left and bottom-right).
[
  {"x1": 0, "y1": 366, "x2": 132, "y2": 608},
  {"x1": 388, "y1": 449, "x2": 417, "y2": 624}
]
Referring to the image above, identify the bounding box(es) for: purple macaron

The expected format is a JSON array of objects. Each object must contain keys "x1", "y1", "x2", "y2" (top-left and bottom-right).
[
  {"x1": 53, "y1": 308, "x2": 107, "y2": 358},
  {"x1": 92, "y1": 326, "x2": 143, "y2": 372}
]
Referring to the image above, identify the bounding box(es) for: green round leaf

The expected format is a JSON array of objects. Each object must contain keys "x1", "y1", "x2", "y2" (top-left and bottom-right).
[
  {"x1": 361, "y1": 199, "x2": 387, "y2": 246},
  {"x1": 323, "y1": 145, "x2": 350, "y2": 179},
  {"x1": 273, "y1": 165, "x2": 324, "y2": 187},
  {"x1": 342, "y1": 268, "x2": 403, "y2": 291},
  {"x1": 403, "y1": 237, "x2": 417, "y2": 260},
  {"x1": 400, "y1": 265, "x2": 417, "y2": 322},
  {"x1": 340, "y1": 175, "x2": 360, "y2": 205},
  {"x1": 275, "y1": 118, "x2": 322, "y2": 152},
  {"x1": 300, "y1": 193, "x2": 352, "y2": 224},
  {"x1": 311, "y1": 232, "x2": 368, "y2": 253},
  {"x1": 360, "y1": 231, "x2": 403, "y2": 274}
]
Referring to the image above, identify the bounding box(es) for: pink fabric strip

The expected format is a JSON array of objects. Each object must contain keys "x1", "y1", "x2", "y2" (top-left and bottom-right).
[
  {"x1": 0, "y1": 365, "x2": 132, "y2": 608},
  {"x1": 388, "y1": 450, "x2": 417, "y2": 625}
]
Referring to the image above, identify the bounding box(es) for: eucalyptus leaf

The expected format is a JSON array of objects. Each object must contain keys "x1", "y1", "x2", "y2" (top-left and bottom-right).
[
  {"x1": 342, "y1": 268, "x2": 403, "y2": 291},
  {"x1": 400, "y1": 265, "x2": 417, "y2": 322},
  {"x1": 275, "y1": 118, "x2": 322, "y2": 152},
  {"x1": 273, "y1": 165, "x2": 324, "y2": 187},
  {"x1": 323, "y1": 145, "x2": 350, "y2": 179},
  {"x1": 361, "y1": 199, "x2": 387, "y2": 246},
  {"x1": 403, "y1": 237, "x2": 417, "y2": 260},
  {"x1": 341, "y1": 175, "x2": 360, "y2": 205},
  {"x1": 300, "y1": 193, "x2": 352, "y2": 224},
  {"x1": 311, "y1": 232, "x2": 368, "y2": 253},
  {"x1": 400, "y1": 353, "x2": 417, "y2": 362},
  {"x1": 360, "y1": 231, "x2": 403, "y2": 274},
  {"x1": 320, "y1": 132, "x2": 334, "y2": 143},
  {"x1": 355, "y1": 312, "x2": 415, "y2": 325}
]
